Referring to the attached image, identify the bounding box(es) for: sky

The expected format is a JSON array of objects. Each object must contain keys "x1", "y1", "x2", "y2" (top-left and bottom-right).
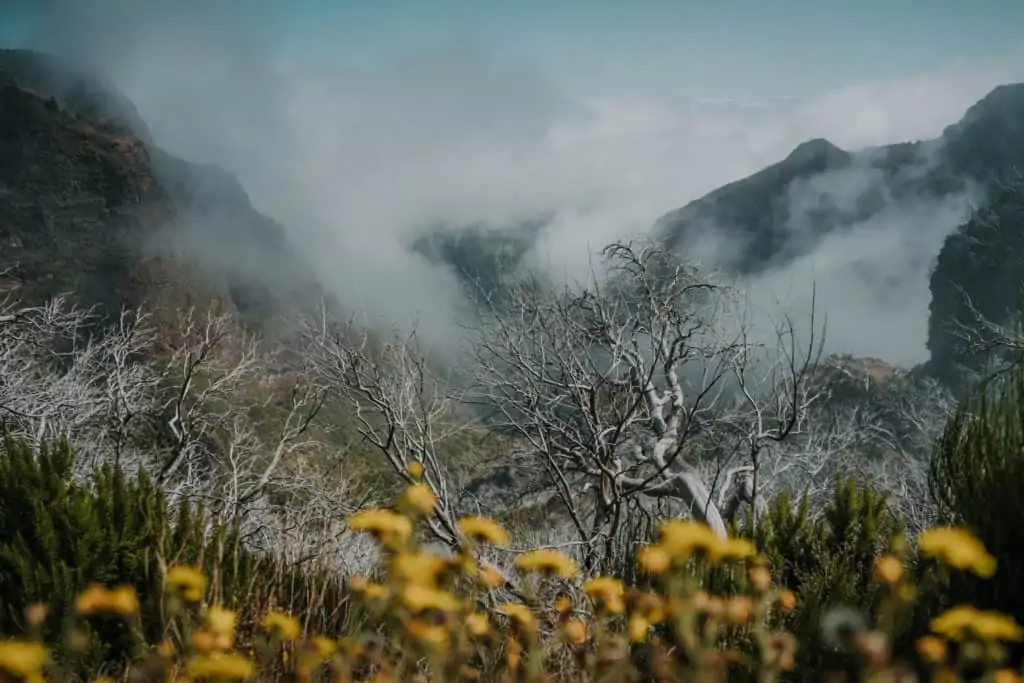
[{"x1": 2, "y1": 0, "x2": 1024, "y2": 366}]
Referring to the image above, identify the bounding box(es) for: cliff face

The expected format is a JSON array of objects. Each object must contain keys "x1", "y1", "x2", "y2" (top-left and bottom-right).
[
  {"x1": 0, "y1": 49, "x2": 317, "y2": 328},
  {"x1": 925, "y1": 187, "x2": 1024, "y2": 387}
]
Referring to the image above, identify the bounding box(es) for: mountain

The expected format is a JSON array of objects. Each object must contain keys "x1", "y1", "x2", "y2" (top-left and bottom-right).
[
  {"x1": 653, "y1": 83, "x2": 1024, "y2": 276},
  {"x1": 925, "y1": 185, "x2": 1024, "y2": 387},
  {"x1": 651, "y1": 83, "x2": 1024, "y2": 384},
  {"x1": 0, "y1": 49, "x2": 320, "y2": 329}
]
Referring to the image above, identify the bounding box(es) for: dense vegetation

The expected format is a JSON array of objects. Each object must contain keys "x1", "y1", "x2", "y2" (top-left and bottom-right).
[{"x1": 0, "y1": 352, "x2": 1023, "y2": 681}]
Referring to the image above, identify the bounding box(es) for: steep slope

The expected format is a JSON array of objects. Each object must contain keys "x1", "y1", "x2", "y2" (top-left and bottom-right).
[
  {"x1": 925, "y1": 186, "x2": 1024, "y2": 387},
  {"x1": 0, "y1": 49, "x2": 319, "y2": 328},
  {"x1": 654, "y1": 83, "x2": 1024, "y2": 275}
]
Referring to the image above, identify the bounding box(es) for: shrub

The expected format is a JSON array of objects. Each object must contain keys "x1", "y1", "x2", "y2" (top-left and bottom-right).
[
  {"x1": 3, "y1": 477, "x2": 1020, "y2": 683},
  {"x1": 0, "y1": 437, "x2": 348, "y2": 674},
  {"x1": 930, "y1": 361, "x2": 1024, "y2": 640}
]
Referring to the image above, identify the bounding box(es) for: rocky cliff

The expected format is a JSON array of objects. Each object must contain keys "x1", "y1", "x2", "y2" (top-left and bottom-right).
[{"x1": 0, "y1": 49, "x2": 318, "y2": 329}]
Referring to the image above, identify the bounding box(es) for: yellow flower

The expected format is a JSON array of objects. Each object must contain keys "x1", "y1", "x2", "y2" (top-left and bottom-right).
[
  {"x1": 350, "y1": 574, "x2": 390, "y2": 602},
  {"x1": 0, "y1": 640, "x2": 47, "y2": 678},
  {"x1": 261, "y1": 611, "x2": 302, "y2": 641},
  {"x1": 553, "y1": 595, "x2": 573, "y2": 618},
  {"x1": 478, "y1": 565, "x2": 507, "y2": 589},
  {"x1": 166, "y1": 565, "x2": 207, "y2": 602},
  {"x1": 497, "y1": 602, "x2": 539, "y2": 634},
  {"x1": 993, "y1": 669, "x2": 1022, "y2": 683},
  {"x1": 915, "y1": 636, "x2": 947, "y2": 664},
  {"x1": 930, "y1": 605, "x2": 1024, "y2": 642},
  {"x1": 748, "y1": 565, "x2": 773, "y2": 592},
  {"x1": 465, "y1": 612, "x2": 490, "y2": 638},
  {"x1": 187, "y1": 652, "x2": 255, "y2": 680},
  {"x1": 513, "y1": 548, "x2": 579, "y2": 578},
  {"x1": 390, "y1": 550, "x2": 448, "y2": 587},
  {"x1": 401, "y1": 584, "x2": 461, "y2": 614},
  {"x1": 404, "y1": 620, "x2": 450, "y2": 651},
  {"x1": 401, "y1": 483, "x2": 437, "y2": 516},
  {"x1": 636, "y1": 544, "x2": 671, "y2": 574},
  {"x1": 363, "y1": 583, "x2": 390, "y2": 602},
  {"x1": 75, "y1": 584, "x2": 139, "y2": 616},
  {"x1": 406, "y1": 460, "x2": 425, "y2": 480},
  {"x1": 776, "y1": 589, "x2": 797, "y2": 612},
  {"x1": 627, "y1": 615, "x2": 650, "y2": 643},
  {"x1": 707, "y1": 537, "x2": 757, "y2": 563},
  {"x1": 626, "y1": 591, "x2": 665, "y2": 624},
  {"x1": 724, "y1": 596, "x2": 754, "y2": 625},
  {"x1": 657, "y1": 520, "x2": 721, "y2": 559},
  {"x1": 74, "y1": 584, "x2": 111, "y2": 615},
  {"x1": 108, "y1": 586, "x2": 140, "y2": 616},
  {"x1": 457, "y1": 516, "x2": 511, "y2": 547},
  {"x1": 347, "y1": 508, "x2": 414, "y2": 547},
  {"x1": 205, "y1": 607, "x2": 237, "y2": 650},
  {"x1": 561, "y1": 618, "x2": 589, "y2": 645},
  {"x1": 873, "y1": 555, "x2": 904, "y2": 585},
  {"x1": 583, "y1": 577, "x2": 626, "y2": 614},
  {"x1": 301, "y1": 636, "x2": 338, "y2": 664},
  {"x1": 917, "y1": 527, "x2": 997, "y2": 578}
]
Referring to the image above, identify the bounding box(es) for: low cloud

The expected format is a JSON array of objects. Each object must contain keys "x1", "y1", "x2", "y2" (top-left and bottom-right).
[{"x1": 7, "y1": 1, "x2": 1024, "y2": 363}]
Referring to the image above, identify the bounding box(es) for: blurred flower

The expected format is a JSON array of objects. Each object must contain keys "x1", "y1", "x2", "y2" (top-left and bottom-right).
[
  {"x1": 457, "y1": 516, "x2": 510, "y2": 547},
  {"x1": 930, "y1": 606, "x2": 1024, "y2": 642},
  {"x1": 637, "y1": 545, "x2": 671, "y2": 574},
  {"x1": 514, "y1": 548, "x2": 579, "y2": 578},
  {"x1": 401, "y1": 483, "x2": 437, "y2": 516},
  {"x1": 347, "y1": 509, "x2": 414, "y2": 547},
  {"x1": 261, "y1": 611, "x2": 302, "y2": 641},
  {"x1": 187, "y1": 652, "x2": 255, "y2": 680},
  {"x1": 583, "y1": 577, "x2": 626, "y2": 614},
  {"x1": 0, "y1": 640, "x2": 47, "y2": 678},
  {"x1": 873, "y1": 555, "x2": 905, "y2": 585},
  {"x1": 917, "y1": 527, "x2": 997, "y2": 578},
  {"x1": 166, "y1": 565, "x2": 207, "y2": 602}
]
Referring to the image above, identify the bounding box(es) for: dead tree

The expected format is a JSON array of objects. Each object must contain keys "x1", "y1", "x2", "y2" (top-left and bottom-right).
[{"x1": 466, "y1": 239, "x2": 825, "y2": 570}]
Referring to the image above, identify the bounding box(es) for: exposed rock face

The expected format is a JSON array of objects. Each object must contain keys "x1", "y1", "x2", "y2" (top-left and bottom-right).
[
  {"x1": 0, "y1": 49, "x2": 319, "y2": 328},
  {"x1": 925, "y1": 187, "x2": 1024, "y2": 388}
]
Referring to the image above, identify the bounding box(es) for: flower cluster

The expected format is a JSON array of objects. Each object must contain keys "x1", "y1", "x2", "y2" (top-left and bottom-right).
[{"x1": 0, "y1": 479, "x2": 1019, "y2": 683}]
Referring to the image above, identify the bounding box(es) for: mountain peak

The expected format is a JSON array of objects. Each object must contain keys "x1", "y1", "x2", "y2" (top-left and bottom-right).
[
  {"x1": 958, "y1": 82, "x2": 1024, "y2": 126},
  {"x1": 783, "y1": 137, "x2": 847, "y2": 166}
]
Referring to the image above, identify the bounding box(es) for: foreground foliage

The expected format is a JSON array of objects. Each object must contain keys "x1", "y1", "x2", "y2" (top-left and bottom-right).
[
  {"x1": 0, "y1": 437, "x2": 349, "y2": 675},
  {"x1": 0, "y1": 467, "x2": 1021, "y2": 683}
]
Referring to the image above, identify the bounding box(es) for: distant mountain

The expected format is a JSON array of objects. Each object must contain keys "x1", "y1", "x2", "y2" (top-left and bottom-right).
[
  {"x1": 409, "y1": 218, "x2": 548, "y2": 306},
  {"x1": 653, "y1": 83, "x2": 1024, "y2": 276},
  {"x1": 0, "y1": 49, "x2": 320, "y2": 330},
  {"x1": 652, "y1": 83, "x2": 1024, "y2": 384}
]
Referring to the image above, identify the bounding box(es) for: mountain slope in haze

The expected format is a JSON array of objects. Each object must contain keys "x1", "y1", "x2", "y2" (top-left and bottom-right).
[
  {"x1": 925, "y1": 185, "x2": 1024, "y2": 388},
  {"x1": 0, "y1": 49, "x2": 320, "y2": 329},
  {"x1": 653, "y1": 83, "x2": 1024, "y2": 275}
]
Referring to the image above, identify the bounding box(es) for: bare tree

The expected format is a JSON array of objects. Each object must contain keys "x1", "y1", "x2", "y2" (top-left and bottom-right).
[
  {"x1": 303, "y1": 313, "x2": 469, "y2": 549},
  {"x1": 0, "y1": 294, "x2": 347, "y2": 565},
  {"x1": 466, "y1": 239, "x2": 825, "y2": 570}
]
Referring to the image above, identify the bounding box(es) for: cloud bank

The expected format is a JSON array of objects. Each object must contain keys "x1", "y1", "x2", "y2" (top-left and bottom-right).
[{"x1": 8, "y1": 1, "x2": 1024, "y2": 365}]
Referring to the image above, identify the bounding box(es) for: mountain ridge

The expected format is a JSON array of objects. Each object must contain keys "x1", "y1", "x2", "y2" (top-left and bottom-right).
[{"x1": 0, "y1": 49, "x2": 321, "y2": 331}]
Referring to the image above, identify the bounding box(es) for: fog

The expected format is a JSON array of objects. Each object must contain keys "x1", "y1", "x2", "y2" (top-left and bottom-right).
[{"x1": 8, "y1": 0, "x2": 1024, "y2": 367}]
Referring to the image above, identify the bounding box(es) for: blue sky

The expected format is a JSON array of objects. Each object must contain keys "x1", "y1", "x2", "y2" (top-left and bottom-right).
[{"x1": 3, "y1": 0, "x2": 1023, "y2": 100}]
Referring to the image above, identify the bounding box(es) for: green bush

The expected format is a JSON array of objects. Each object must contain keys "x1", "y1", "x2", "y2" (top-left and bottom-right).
[
  {"x1": 0, "y1": 437, "x2": 349, "y2": 674},
  {"x1": 748, "y1": 477, "x2": 936, "y2": 681},
  {"x1": 929, "y1": 361, "x2": 1024, "y2": 622}
]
